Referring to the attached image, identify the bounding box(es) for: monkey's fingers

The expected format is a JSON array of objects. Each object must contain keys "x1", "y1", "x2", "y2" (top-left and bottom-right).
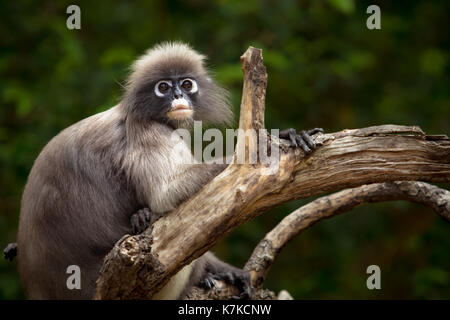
[
  {"x1": 279, "y1": 128, "x2": 298, "y2": 147},
  {"x1": 3, "y1": 243, "x2": 17, "y2": 261},
  {"x1": 212, "y1": 270, "x2": 253, "y2": 300},
  {"x1": 306, "y1": 127, "x2": 324, "y2": 136},
  {"x1": 233, "y1": 270, "x2": 253, "y2": 300},
  {"x1": 280, "y1": 127, "x2": 323, "y2": 154},
  {"x1": 295, "y1": 134, "x2": 312, "y2": 154},
  {"x1": 199, "y1": 273, "x2": 217, "y2": 290},
  {"x1": 130, "y1": 208, "x2": 155, "y2": 234},
  {"x1": 299, "y1": 130, "x2": 317, "y2": 151}
]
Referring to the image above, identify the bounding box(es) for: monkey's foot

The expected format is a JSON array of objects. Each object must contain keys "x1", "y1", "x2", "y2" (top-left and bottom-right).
[
  {"x1": 3, "y1": 242, "x2": 17, "y2": 261},
  {"x1": 130, "y1": 208, "x2": 161, "y2": 234},
  {"x1": 201, "y1": 269, "x2": 253, "y2": 299},
  {"x1": 279, "y1": 127, "x2": 324, "y2": 154}
]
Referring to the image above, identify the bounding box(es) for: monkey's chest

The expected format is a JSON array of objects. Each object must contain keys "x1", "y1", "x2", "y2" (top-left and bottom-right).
[{"x1": 132, "y1": 135, "x2": 197, "y2": 213}]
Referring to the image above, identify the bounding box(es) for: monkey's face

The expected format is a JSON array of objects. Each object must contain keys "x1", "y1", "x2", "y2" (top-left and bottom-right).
[
  {"x1": 154, "y1": 76, "x2": 198, "y2": 122},
  {"x1": 135, "y1": 70, "x2": 226, "y2": 128}
]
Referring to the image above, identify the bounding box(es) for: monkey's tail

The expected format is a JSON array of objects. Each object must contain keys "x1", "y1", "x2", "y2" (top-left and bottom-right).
[{"x1": 3, "y1": 242, "x2": 17, "y2": 261}]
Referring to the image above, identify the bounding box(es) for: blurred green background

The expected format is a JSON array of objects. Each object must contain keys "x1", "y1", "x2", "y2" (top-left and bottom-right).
[{"x1": 1, "y1": 0, "x2": 449, "y2": 299}]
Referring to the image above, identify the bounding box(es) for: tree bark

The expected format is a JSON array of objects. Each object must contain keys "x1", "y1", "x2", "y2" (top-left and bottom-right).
[{"x1": 94, "y1": 46, "x2": 450, "y2": 300}]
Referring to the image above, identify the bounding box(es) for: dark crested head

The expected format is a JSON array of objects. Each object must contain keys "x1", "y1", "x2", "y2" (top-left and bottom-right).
[{"x1": 121, "y1": 42, "x2": 233, "y2": 128}]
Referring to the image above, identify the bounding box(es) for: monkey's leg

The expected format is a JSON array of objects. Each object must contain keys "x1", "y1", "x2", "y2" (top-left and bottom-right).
[
  {"x1": 279, "y1": 127, "x2": 324, "y2": 154},
  {"x1": 197, "y1": 252, "x2": 253, "y2": 299},
  {"x1": 130, "y1": 208, "x2": 163, "y2": 234}
]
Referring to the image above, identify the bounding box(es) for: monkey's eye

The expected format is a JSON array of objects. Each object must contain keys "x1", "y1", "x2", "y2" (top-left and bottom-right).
[
  {"x1": 181, "y1": 80, "x2": 192, "y2": 90},
  {"x1": 159, "y1": 82, "x2": 169, "y2": 92},
  {"x1": 154, "y1": 80, "x2": 172, "y2": 97},
  {"x1": 180, "y1": 78, "x2": 198, "y2": 94}
]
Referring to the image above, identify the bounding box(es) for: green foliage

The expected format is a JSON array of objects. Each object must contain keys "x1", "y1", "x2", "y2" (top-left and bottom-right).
[{"x1": 0, "y1": 0, "x2": 449, "y2": 299}]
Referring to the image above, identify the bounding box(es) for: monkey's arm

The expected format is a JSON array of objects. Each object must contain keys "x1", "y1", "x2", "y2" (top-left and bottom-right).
[
  {"x1": 148, "y1": 162, "x2": 227, "y2": 213},
  {"x1": 172, "y1": 162, "x2": 228, "y2": 204}
]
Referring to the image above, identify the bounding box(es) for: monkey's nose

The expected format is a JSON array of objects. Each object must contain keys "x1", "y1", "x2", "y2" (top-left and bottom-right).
[{"x1": 173, "y1": 87, "x2": 183, "y2": 99}]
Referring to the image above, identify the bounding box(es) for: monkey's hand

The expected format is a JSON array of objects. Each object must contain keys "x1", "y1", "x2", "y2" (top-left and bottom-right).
[
  {"x1": 279, "y1": 127, "x2": 324, "y2": 154},
  {"x1": 130, "y1": 208, "x2": 162, "y2": 234},
  {"x1": 3, "y1": 242, "x2": 17, "y2": 261},
  {"x1": 200, "y1": 269, "x2": 253, "y2": 300}
]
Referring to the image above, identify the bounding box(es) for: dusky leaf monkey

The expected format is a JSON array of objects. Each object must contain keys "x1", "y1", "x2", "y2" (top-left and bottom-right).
[{"x1": 12, "y1": 42, "x2": 320, "y2": 299}]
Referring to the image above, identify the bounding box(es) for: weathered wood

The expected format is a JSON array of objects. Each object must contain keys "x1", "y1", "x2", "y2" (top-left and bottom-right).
[
  {"x1": 238, "y1": 46, "x2": 266, "y2": 132},
  {"x1": 184, "y1": 180, "x2": 450, "y2": 299},
  {"x1": 245, "y1": 181, "x2": 450, "y2": 289},
  {"x1": 94, "y1": 46, "x2": 450, "y2": 300}
]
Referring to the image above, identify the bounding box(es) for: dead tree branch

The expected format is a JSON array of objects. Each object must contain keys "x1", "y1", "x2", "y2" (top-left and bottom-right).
[
  {"x1": 184, "y1": 181, "x2": 450, "y2": 299},
  {"x1": 94, "y1": 47, "x2": 450, "y2": 300},
  {"x1": 245, "y1": 181, "x2": 450, "y2": 290}
]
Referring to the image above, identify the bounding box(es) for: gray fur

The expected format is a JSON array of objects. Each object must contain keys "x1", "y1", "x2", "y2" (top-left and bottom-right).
[{"x1": 17, "y1": 42, "x2": 237, "y2": 299}]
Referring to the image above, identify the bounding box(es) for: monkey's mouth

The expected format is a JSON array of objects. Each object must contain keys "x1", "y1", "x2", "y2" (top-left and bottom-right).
[{"x1": 167, "y1": 99, "x2": 193, "y2": 121}]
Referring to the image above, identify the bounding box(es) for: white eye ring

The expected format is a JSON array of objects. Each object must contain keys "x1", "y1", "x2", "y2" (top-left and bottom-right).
[
  {"x1": 154, "y1": 80, "x2": 172, "y2": 97},
  {"x1": 180, "y1": 78, "x2": 198, "y2": 94}
]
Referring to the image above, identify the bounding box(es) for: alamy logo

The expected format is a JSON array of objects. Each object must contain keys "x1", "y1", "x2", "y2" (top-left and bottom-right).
[
  {"x1": 366, "y1": 265, "x2": 381, "y2": 289},
  {"x1": 366, "y1": 5, "x2": 381, "y2": 30},
  {"x1": 170, "y1": 121, "x2": 281, "y2": 174},
  {"x1": 66, "y1": 5, "x2": 81, "y2": 30},
  {"x1": 66, "y1": 265, "x2": 81, "y2": 290}
]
